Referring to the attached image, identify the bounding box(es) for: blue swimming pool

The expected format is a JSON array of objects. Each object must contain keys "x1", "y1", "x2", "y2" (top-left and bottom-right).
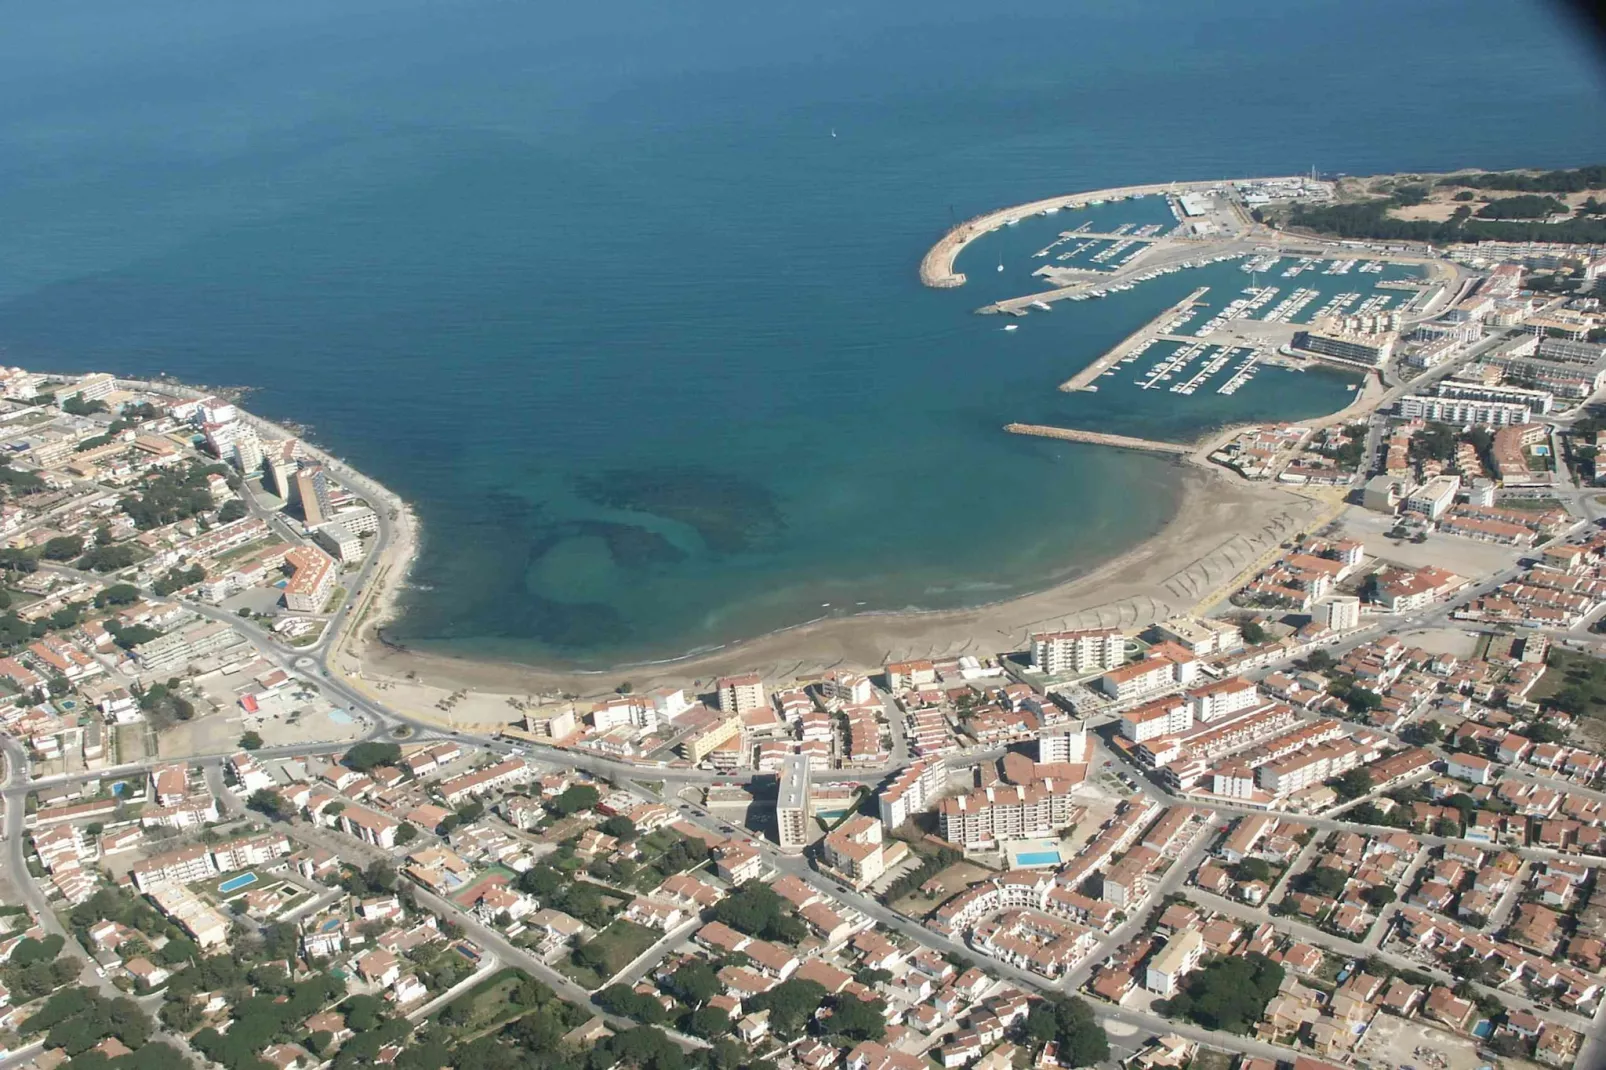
[
  {"x1": 218, "y1": 872, "x2": 258, "y2": 893},
  {"x1": 1016, "y1": 851, "x2": 1061, "y2": 865},
  {"x1": 817, "y1": 810, "x2": 846, "y2": 822}
]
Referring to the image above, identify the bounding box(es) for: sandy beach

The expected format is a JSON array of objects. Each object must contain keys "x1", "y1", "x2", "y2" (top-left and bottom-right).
[{"x1": 346, "y1": 461, "x2": 1332, "y2": 716}]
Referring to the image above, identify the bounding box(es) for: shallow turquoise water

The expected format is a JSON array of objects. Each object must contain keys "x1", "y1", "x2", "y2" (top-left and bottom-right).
[{"x1": 0, "y1": 0, "x2": 1602, "y2": 666}]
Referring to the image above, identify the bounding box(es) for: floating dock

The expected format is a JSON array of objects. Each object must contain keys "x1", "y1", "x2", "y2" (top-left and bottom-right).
[
  {"x1": 1058, "y1": 286, "x2": 1212, "y2": 392},
  {"x1": 1003, "y1": 423, "x2": 1192, "y2": 456}
]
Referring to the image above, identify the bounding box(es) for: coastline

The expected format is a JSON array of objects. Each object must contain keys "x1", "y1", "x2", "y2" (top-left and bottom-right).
[
  {"x1": 114, "y1": 170, "x2": 1413, "y2": 710},
  {"x1": 354, "y1": 461, "x2": 1329, "y2": 704}
]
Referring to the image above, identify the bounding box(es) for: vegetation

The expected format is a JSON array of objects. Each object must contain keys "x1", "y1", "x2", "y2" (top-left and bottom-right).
[
  {"x1": 77, "y1": 543, "x2": 139, "y2": 572},
  {"x1": 880, "y1": 843, "x2": 961, "y2": 904},
  {"x1": 152, "y1": 564, "x2": 206, "y2": 595},
  {"x1": 710, "y1": 881, "x2": 807, "y2": 944},
  {"x1": 561, "y1": 920, "x2": 658, "y2": 988},
  {"x1": 120, "y1": 464, "x2": 227, "y2": 530},
  {"x1": 1022, "y1": 996, "x2": 1109, "y2": 1067},
  {"x1": 344, "y1": 740, "x2": 403, "y2": 771},
  {"x1": 1330, "y1": 768, "x2": 1375, "y2": 801},
  {"x1": 746, "y1": 978, "x2": 827, "y2": 1037},
  {"x1": 1158, "y1": 952, "x2": 1285, "y2": 1035},
  {"x1": 41, "y1": 535, "x2": 85, "y2": 561},
  {"x1": 1296, "y1": 866, "x2": 1350, "y2": 899},
  {"x1": 1288, "y1": 197, "x2": 1606, "y2": 245},
  {"x1": 1474, "y1": 194, "x2": 1568, "y2": 219},
  {"x1": 217, "y1": 499, "x2": 248, "y2": 523},
  {"x1": 547, "y1": 784, "x2": 601, "y2": 816},
  {"x1": 247, "y1": 788, "x2": 293, "y2": 820},
  {"x1": 1446, "y1": 165, "x2": 1606, "y2": 193},
  {"x1": 95, "y1": 582, "x2": 141, "y2": 607},
  {"x1": 1539, "y1": 648, "x2": 1606, "y2": 718},
  {"x1": 239, "y1": 731, "x2": 264, "y2": 750},
  {"x1": 516, "y1": 865, "x2": 615, "y2": 928}
]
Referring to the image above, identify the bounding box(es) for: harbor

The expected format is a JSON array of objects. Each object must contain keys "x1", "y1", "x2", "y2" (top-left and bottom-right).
[{"x1": 1059, "y1": 286, "x2": 1212, "y2": 392}]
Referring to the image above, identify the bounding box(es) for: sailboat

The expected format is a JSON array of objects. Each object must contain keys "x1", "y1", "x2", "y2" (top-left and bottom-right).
[
  {"x1": 997, "y1": 251, "x2": 1004, "y2": 273},
  {"x1": 830, "y1": 127, "x2": 837, "y2": 139}
]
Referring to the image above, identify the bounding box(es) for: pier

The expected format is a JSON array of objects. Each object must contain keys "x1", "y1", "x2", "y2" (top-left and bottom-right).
[
  {"x1": 1003, "y1": 422, "x2": 1192, "y2": 456},
  {"x1": 918, "y1": 176, "x2": 1303, "y2": 288},
  {"x1": 1058, "y1": 286, "x2": 1212, "y2": 392}
]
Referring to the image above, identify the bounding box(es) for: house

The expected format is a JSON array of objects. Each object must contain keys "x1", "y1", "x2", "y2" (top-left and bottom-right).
[
  {"x1": 123, "y1": 958, "x2": 170, "y2": 989},
  {"x1": 1423, "y1": 986, "x2": 1475, "y2": 1031},
  {"x1": 356, "y1": 949, "x2": 401, "y2": 989}
]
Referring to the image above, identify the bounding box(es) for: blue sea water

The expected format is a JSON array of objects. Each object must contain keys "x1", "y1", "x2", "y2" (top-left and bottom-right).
[{"x1": 0, "y1": 0, "x2": 1604, "y2": 667}]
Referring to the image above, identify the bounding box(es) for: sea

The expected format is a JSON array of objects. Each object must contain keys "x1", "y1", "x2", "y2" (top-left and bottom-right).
[{"x1": 1, "y1": 0, "x2": 1604, "y2": 669}]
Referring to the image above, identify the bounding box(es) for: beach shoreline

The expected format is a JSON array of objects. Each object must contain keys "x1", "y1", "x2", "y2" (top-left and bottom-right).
[{"x1": 350, "y1": 458, "x2": 1332, "y2": 704}]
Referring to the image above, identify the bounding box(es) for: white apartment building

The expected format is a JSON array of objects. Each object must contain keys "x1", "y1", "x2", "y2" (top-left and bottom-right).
[
  {"x1": 1187, "y1": 677, "x2": 1259, "y2": 724},
  {"x1": 1145, "y1": 930, "x2": 1204, "y2": 996},
  {"x1": 776, "y1": 755, "x2": 810, "y2": 852},
  {"x1": 716, "y1": 673, "x2": 766, "y2": 714},
  {"x1": 821, "y1": 671, "x2": 873, "y2": 706},
  {"x1": 1322, "y1": 595, "x2": 1362, "y2": 632},
  {"x1": 1404, "y1": 475, "x2": 1461, "y2": 521},
  {"x1": 878, "y1": 758, "x2": 945, "y2": 829},
  {"x1": 938, "y1": 782, "x2": 1078, "y2": 849},
  {"x1": 1119, "y1": 697, "x2": 1193, "y2": 744},
  {"x1": 1029, "y1": 628, "x2": 1125, "y2": 676},
  {"x1": 1396, "y1": 394, "x2": 1531, "y2": 427},
  {"x1": 1037, "y1": 722, "x2": 1088, "y2": 764}
]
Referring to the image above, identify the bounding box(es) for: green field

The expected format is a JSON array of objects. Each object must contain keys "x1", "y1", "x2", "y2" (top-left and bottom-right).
[{"x1": 557, "y1": 919, "x2": 660, "y2": 990}]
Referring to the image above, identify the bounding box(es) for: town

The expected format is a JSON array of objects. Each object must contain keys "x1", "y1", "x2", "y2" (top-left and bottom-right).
[{"x1": 4, "y1": 168, "x2": 1606, "y2": 1070}]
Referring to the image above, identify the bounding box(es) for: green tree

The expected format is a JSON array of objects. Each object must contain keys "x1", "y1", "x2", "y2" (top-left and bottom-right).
[
  {"x1": 41, "y1": 536, "x2": 85, "y2": 561},
  {"x1": 246, "y1": 789, "x2": 291, "y2": 820},
  {"x1": 239, "y1": 731, "x2": 264, "y2": 751},
  {"x1": 547, "y1": 784, "x2": 600, "y2": 816},
  {"x1": 217, "y1": 500, "x2": 248, "y2": 523},
  {"x1": 343, "y1": 741, "x2": 402, "y2": 772},
  {"x1": 599, "y1": 815, "x2": 637, "y2": 840},
  {"x1": 394, "y1": 823, "x2": 418, "y2": 845},
  {"x1": 683, "y1": 1006, "x2": 729, "y2": 1039},
  {"x1": 826, "y1": 995, "x2": 885, "y2": 1041},
  {"x1": 1331, "y1": 768, "x2": 1375, "y2": 801}
]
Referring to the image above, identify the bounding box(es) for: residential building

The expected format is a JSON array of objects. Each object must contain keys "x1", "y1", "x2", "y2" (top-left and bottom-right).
[
  {"x1": 878, "y1": 758, "x2": 946, "y2": 830},
  {"x1": 1145, "y1": 930, "x2": 1204, "y2": 996},
  {"x1": 776, "y1": 755, "x2": 809, "y2": 852},
  {"x1": 715, "y1": 674, "x2": 766, "y2": 714},
  {"x1": 1030, "y1": 628, "x2": 1124, "y2": 676}
]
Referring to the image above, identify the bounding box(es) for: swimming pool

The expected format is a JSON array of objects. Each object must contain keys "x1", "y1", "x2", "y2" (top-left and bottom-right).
[
  {"x1": 328, "y1": 709, "x2": 353, "y2": 725},
  {"x1": 817, "y1": 809, "x2": 846, "y2": 822},
  {"x1": 1015, "y1": 851, "x2": 1062, "y2": 865},
  {"x1": 218, "y1": 872, "x2": 258, "y2": 893}
]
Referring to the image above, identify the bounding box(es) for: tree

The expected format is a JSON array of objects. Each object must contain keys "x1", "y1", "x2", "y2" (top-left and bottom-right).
[
  {"x1": 217, "y1": 500, "x2": 248, "y2": 523},
  {"x1": 599, "y1": 815, "x2": 637, "y2": 840},
  {"x1": 41, "y1": 536, "x2": 85, "y2": 561},
  {"x1": 594, "y1": 984, "x2": 667, "y2": 1025},
  {"x1": 344, "y1": 741, "x2": 402, "y2": 772},
  {"x1": 1301, "y1": 649, "x2": 1336, "y2": 672},
  {"x1": 1240, "y1": 620, "x2": 1266, "y2": 645},
  {"x1": 246, "y1": 789, "x2": 291, "y2": 820},
  {"x1": 1362, "y1": 885, "x2": 1397, "y2": 909},
  {"x1": 1233, "y1": 857, "x2": 1272, "y2": 883},
  {"x1": 1160, "y1": 952, "x2": 1284, "y2": 1035},
  {"x1": 683, "y1": 1006, "x2": 728, "y2": 1039},
  {"x1": 394, "y1": 822, "x2": 418, "y2": 845},
  {"x1": 1331, "y1": 768, "x2": 1375, "y2": 801},
  {"x1": 547, "y1": 784, "x2": 600, "y2": 816},
  {"x1": 95, "y1": 583, "x2": 140, "y2": 608},
  {"x1": 664, "y1": 959, "x2": 721, "y2": 1007},
  {"x1": 1299, "y1": 866, "x2": 1350, "y2": 899},
  {"x1": 747, "y1": 978, "x2": 826, "y2": 1037},
  {"x1": 77, "y1": 544, "x2": 138, "y2": 572},
  {"x1": 826, "y1": 995, "x2": 885, "y2": 1042},
  {"x1": 711, "y1": 882, "x2": 807, "y2": 943}
]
